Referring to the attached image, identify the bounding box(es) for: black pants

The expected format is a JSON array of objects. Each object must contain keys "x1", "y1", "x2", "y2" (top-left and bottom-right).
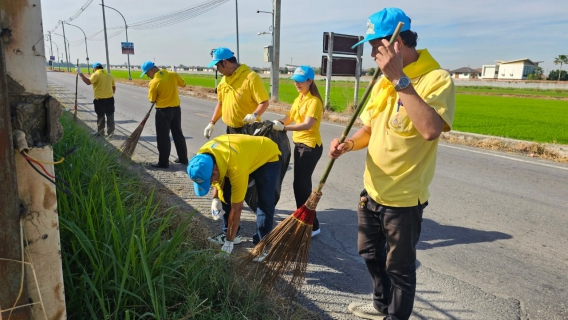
[
  {"x1": 293, "y1": 143, "x2": 322, "y2": 231},
  {"x1": 226, "y1": 126, "x2": 244, "y2": 134},
  {"x1": 93, "y1": 97, "x2": 115, "y2": 135},
  {"x1": 357, "y1": 191, "x2": 426, "y2": 320},
  {"x1": 155, "y1": 106, "x2": 188, "y2": 166}
]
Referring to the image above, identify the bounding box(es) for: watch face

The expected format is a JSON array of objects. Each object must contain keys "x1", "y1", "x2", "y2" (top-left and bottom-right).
[{"x1": 400, "y1": 77, "x2": 410, "y2": 87}]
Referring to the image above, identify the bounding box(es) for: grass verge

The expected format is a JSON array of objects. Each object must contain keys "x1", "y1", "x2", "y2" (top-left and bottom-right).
[{"x1": 54, "y1": 111, "x2": 316, "y2": 319}]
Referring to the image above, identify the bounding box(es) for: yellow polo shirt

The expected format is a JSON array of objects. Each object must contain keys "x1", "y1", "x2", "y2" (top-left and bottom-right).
[
  {"x1": 197, "y1": 134, "x2": 280, "y2": 204},
  {"x1": 286, "y1": 91, "x2": 323, "y2": 147},
  {"x1": 360, "y1": 69, "x2": 455, "y2": 207},
  {"x1": 217, "y1": 64, "x2": 269, "y2": 128},
  {"x1": 90, "y1": 69, "x2": 115, "y2": 99},
  {"x1": 148, "y1": 69, "x2": 186, "y2": 108}
]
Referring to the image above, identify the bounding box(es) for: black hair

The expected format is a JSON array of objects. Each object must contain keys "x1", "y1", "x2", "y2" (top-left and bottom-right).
[
  {"x1": 399, "y1": 30, "x2": 418, "y2": 48},
  {"x1": 226, "y1": 57, "x2": 238, "y2": 64}
]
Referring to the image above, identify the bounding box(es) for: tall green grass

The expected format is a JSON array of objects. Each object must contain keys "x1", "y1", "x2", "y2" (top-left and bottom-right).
[
  {"x1": 454, "y1": 95, "x2": 568, "y2": 144},
  {"x1": 54, "y1": 112, "x2": 292, "y2": 319}
]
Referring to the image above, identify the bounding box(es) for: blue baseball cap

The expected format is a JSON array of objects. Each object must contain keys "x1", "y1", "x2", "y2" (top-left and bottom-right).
[
  {"x1": 290, "y1": 66, "x2": 315, "y2": 82},
  {"x1": 351, "y1": 8, "x2": 411, "y2": 48},
  {"x1": 140, "y1": 61, "x2": 155, "y2": 78},
  {"x1": 207, "y1": 47, "x2": 235, "y2": 68},
  {"x1": 187, "y1": 154, "x2": 214, "y2": 197},
  {"x1": 92, "y1": 62, "x2": 103, "y2": 69}
]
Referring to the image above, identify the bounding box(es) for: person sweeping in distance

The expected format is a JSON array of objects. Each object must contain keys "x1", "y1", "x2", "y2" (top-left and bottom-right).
[
  {"x1": 140, "y1": 61, "x2": 188, "y2": 169},
  {"x1": 272, "y1": 66, "x2": 324, "y2": 237},
  {"x1": 329, "y1": 8, "x2": 456, "y2": 320},
  {"x1": 76, "y1": 62, "x2": 116, "y2": 136},
  {"x1": 203, "y1": 47, "x2": 269, "y2": 138},
  {"x1": 187, "y1": 134, "x2": 281, "y2": 254}
]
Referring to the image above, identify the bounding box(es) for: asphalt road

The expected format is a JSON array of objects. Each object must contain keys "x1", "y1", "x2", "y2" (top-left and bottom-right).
[{"x1": 48, "y1": 71, "x2": 568, "y2": 320}]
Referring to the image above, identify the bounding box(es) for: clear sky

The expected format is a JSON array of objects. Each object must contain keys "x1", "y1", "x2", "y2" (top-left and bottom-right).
[{"x1": 41, "y1": 0, "x2": 568, "y2": 75}]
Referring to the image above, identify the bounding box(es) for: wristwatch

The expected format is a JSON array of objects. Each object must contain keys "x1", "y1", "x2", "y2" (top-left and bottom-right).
[
  {"x1": 252, "y1": 112, "x2": 258, "y2": 118},
  {"x1": 394, "y1": 76, "x2": 411, "y2": 92}
]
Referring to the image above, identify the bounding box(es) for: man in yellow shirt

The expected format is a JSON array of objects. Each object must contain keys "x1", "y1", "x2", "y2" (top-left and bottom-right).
[
  {"x1": 77, "y1": 62, "x2": 116, "y2": 136},
  {"x1": 141, "y1": 61, "x2": 188, "y2": 169},
  {"x1": 329, "y1": 8, "x2": 455, "y2": 320},
  {"x1": 203, "y1": 47, "x2": 269, "y2": 138},
  {"x1": 188, "y1": 134, "x2": 281, "y2": 253}
]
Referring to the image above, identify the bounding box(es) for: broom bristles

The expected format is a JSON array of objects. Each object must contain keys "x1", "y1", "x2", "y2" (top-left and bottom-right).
[
  {"x1": 241, "y1": 207, "x2": 314, "y2": 293},
  {"x1": 120, "y1": 117, "x2": 148, "y2": 158}
]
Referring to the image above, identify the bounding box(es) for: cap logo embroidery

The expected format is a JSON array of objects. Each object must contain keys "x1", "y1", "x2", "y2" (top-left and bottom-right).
[
  {"x1": 366, "y1": 19, "x2": 375, "y2": 35},
  {"x1": 294, "y1": 69, "x2": 305, "y2": 75}
]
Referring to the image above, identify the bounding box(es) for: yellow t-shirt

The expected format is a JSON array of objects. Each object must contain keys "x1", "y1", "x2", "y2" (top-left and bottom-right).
[
  {"x1": 197, "y1": 134, "x2": 281, "y2": 204},
  {"x1": 360, "y1": 69, "x2": 455, "y2": 207},
  {"x1": 217, "y1": 64, "x2": 269, "y2": 128},
  {"x1": 90, "y1": 69, "x2": 115, "y2": 99},
  {"x1": 286, "y1": 91, "x2": 323, "y2": 147},
  {"x1": 148, "y1": 69, "x2": 186, "y2": 108}
]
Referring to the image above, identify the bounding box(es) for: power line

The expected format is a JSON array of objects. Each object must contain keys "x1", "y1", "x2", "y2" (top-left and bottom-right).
[
  {"x1": 48, "y1": 0, "x2": 94, "y2": 33},
  {"x1": 68, "y1": 0, "x2": 228, "y2": 46}
]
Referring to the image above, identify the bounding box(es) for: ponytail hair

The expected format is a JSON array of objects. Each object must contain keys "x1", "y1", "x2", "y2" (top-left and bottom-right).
[{"x1": 308, "y1": 80, "x2": 323, "y2": 103}]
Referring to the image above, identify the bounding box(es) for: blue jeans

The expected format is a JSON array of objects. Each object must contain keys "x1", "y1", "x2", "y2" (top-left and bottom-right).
[{"x1": 221, "y1": 159, "x2": 281, "y2": 239}]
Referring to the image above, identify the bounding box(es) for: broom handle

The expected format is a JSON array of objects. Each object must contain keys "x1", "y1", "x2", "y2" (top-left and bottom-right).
[
  {"x1": 315, "y1": 22, "x2": 404, "y2": 193},
  {"x1": 75, "y1": 59, "x2": 79, "y2": 109},
  {"x1": 141, "y1": 102, "x2": 156, "y2": 124}
]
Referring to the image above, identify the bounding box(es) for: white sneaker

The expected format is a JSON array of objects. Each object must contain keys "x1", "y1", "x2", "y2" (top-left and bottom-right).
[
  {"x1": 311, "y1": 228, "x2": 321, "y2": 237},
  {"x1": 253, "y1": 251, "x2": 268, "y2": 263},
  {"x1": 207, "y1": 232, "x2": 242, "y2": 245},
  {"x1": 348, "y1": 302, "x2": 387, "y2": 320}
]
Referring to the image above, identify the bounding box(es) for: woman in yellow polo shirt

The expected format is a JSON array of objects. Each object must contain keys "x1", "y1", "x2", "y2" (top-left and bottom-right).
[{"x1": 272, "y1": 66, "x2": 323, "y2": 236}]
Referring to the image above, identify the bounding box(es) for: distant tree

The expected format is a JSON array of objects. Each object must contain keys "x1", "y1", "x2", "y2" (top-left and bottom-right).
[
  {"x1": 548, "y1": 70, "x2": 568, "y2": 81},
  {"x1": 314, "y1": 67, "x2": 321, "y2": 75},
  {"x1": 553, "y1": 55, "x2": 568, "y2": 81},
  {"x1": 366, "y1": 68, "x2": 376, "y2": 76},
  {"x1": 527, "y1": 67, "x2": 544, "y2": 80}
]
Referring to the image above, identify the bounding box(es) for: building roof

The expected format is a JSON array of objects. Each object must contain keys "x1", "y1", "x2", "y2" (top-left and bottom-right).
[
  {"x1": 450, "y1": 67, "x2": 481, "y2": 74},
  {"x1": 496, "y1": 58, "x2": 543, "y2": 65}
]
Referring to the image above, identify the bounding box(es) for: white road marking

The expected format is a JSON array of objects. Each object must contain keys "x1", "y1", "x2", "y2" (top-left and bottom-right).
[{"x1": 440, "y1": 144, "x2": 568, "y2": 171}]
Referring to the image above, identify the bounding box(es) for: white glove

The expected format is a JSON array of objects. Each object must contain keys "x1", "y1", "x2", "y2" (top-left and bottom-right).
[
  {"x1": 243, "y1": 113, "x2": 258, "y2": 124},
  {"x1": 221, "y1": 240, "x2": 234, "y2": 254},
  {"x1": 204, "y1": 122, "x2": 215, "y2": 139},
  {"x1": 75, "y1": 68, "x2": 82, "y2": 75},
  {"x1": 211, "y1": 198, "x2": 224, "y2": 220},
  {"x1": 272, "y1": 120, "x2": 285, "y2": 131}
]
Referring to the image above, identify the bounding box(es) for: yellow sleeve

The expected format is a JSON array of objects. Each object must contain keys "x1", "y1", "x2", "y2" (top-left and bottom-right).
[
  {"x1": 421, "y1": 70, "x2": 456, "y2": 131},
  {"x1": 148, "y1": 79, "x2": 158, "y2": 103},
  {"x1": 228, "y1": 168, "x2": 248, "y2": 203},
  {"x1": 111, "y1": 76, "x2": 115, "y2": 87},
  {"x1": 249, "y1": 73, "x2": 269, "y2": 104},
  {"x1": 305, "y1": 97, "x2": 323, "y2": 121},
  {"x1": 90, "y1": 72, "x2": 99, "y2": 85},
  {"x1": 177, "y1": 73, "x2": 186, "y2": 87},
  {"x1": 217, "y1": 80, "x2": 225, "y2": 102}
]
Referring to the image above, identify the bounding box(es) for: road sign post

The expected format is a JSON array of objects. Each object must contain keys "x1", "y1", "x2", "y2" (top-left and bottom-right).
[{"x1": 321, "y1": 32, "x2": 363, "y2": 110}]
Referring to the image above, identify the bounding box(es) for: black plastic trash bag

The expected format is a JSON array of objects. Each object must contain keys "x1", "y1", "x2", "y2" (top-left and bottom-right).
[{"x1": 242, "y1": 120, "x2": 291, "y2": 212}]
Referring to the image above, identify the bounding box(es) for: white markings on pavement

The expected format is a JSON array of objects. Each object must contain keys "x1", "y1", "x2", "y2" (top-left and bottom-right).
[
  {"x1": 440, "y1": 144, "x2": 568, "y2": 171},
  {"x1": 194, "y1": 112, "x2": 208, "y2": 117}
]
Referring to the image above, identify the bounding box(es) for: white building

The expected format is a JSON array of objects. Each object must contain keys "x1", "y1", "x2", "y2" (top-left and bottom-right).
[
  {"x1": 481, "y1": 58, "x2": 542, "y2": 80},
  {"x1": 449, "y1": 67, "x2": 481, "y2": 79}
]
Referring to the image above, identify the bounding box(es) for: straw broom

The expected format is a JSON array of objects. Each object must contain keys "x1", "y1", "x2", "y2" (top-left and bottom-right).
[
  {"x1": 74, "y1": 59, "x2": 79, "y2": 121},
  {"x1": 241, "y1": 22, "x2": 405, "y2": 293},
  {"x1": 120, "y1": 102, "x2": 155, "y2": 158}
]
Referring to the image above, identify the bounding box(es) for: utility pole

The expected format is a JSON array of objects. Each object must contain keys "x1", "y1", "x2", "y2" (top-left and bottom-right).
[
  {"x1": 65, "y1": 22, "x2": 90, "y2": 74},
  {"x1": 101, "y1": 4, "x2": 131, "y2": 80},
  {"x1": 271, "y1": 0, "x2": 281, "y2": 102},
  {"x1": 324, "y1": 32, "x2": 333, "y2": 109},
  {"x1": 60, "y1": 21, "x2": 70, "y2": 71},
  {"x1": 235, "y1": 0, "x2": 240, "y2": 61},
  {"x1": 48, "y1": 32, "x2": 53, "y2": 70},
  {"x1": 101, "y1": 0, "x2": 111, "y2": 72}
]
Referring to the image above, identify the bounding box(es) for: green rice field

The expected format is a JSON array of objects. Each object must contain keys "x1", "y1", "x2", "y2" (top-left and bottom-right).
[{"x1": 71, "y1": 68, "x2": 568, "y2": 144}]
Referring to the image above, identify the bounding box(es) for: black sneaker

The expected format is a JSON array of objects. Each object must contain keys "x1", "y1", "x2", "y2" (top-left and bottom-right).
[
  {"x1": 174, "y1": 158, "x2": 188, "y2": 165},
  {"x1": 150, "y1": 163, "x2": 169, "y2": 169}
]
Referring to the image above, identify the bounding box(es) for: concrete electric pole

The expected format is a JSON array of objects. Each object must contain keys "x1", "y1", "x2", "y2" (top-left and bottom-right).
[
  {"x1": 271, "y1": 0, "x2": 281, "y2": 102},
  {"x1": 101, "y1": 0, "x2": 111, "y2": 72}
]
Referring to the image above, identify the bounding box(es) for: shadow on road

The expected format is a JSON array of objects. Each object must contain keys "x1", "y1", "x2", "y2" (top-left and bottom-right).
[
  {"x1": 139, "y1": 135, "x2": 194, "y2": 143},
  {"x1": 418, "y1": 218, "x2": 512, "y2": 250}
]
